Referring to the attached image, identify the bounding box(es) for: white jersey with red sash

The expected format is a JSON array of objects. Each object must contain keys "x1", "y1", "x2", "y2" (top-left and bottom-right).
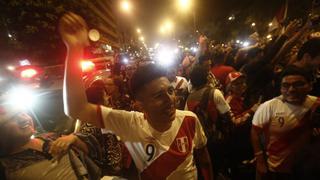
[
  {"x1": 252, "y1": 95, "x2": 319, "y2": 173},
  {"x1": 98, "y1": 107, "x2": 207, "y2": 179}
]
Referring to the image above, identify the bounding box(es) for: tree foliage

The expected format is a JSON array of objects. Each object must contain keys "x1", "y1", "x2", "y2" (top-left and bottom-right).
[{"x1": 0, "y1": 0, "x2": 99, "y2": 65}]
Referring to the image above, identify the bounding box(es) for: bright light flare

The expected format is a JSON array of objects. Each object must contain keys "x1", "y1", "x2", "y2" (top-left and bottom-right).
[
  {"x1": 139, "y1": 36, "x2": 145, "y2": 42},
  {"x1": 120, "y1": 0, "x2": 131, "y2": 13},
  {"x1": 164, "y1": 20, "x2": 173, "y2": 30},
  {"x1": 156, "y1": 47, "x2": 175, "y2": 66},
  {"x1": 268, "y1": 22, "x2": 273, "y2": 27},
  {"x1": 136, "y1": 28, "x2": 141, "y2": 34},
  {"x1": 81, "y1": 61, "x2": 95, "y2": 72},
  {"x1": 123, "y1": 58, "x2": 129, "y2": 64},
  {"x1": 243, "y1": 41, "x2": 250, "y2": 47},
  {"x1": 6, "y1": 86, "x2": 37, "y2": 110},
  {"x1": 190, "y1": 47, "x2": 198, "y2": 53},
  {"x1": 7, "y1": 66, "x2": 15, "y2": 71},
  {"x1": 177, "y1": 0, "x2": 192, "y2": 12},
  {"x1": 21, "y1": 69, "x2": 38, "y2": 79},
  {"x1": 251, "y1": 22, "x2": 256, "y2": 27}
]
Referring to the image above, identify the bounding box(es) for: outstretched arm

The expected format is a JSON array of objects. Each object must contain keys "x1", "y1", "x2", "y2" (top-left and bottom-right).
[{"x1": 60, "y1": 12, "x2": 102, "y2": 127}]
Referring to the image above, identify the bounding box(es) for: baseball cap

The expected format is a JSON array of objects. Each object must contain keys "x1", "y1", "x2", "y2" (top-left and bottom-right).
[{"x1": 225, "y1": 72, "x2": 245, "y2": 85}]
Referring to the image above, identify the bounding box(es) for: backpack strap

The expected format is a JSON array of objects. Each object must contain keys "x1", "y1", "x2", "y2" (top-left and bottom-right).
[{"x1": 199, "y1": 86, "x2": 215, "y2": 110}]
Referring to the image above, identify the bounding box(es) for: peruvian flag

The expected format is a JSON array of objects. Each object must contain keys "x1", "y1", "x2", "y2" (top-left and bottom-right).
[{"x1": 269, "y1": 0, "x2": 288, "y2": 32}]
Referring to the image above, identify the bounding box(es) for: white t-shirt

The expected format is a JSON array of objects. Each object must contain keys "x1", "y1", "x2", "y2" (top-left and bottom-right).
[
  {"x1": 99, "y1": 107, "x2": 207, "y2": 179},
  {"x1": 185, "y1": 88, "x2": 230, "y2": 115},
  {"x1": 252, "y1": 95, "x2": 318, "y2": 173}
]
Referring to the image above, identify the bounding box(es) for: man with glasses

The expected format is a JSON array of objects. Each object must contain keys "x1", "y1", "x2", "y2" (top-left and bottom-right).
[{"x1": 251, "y1": 66, "x2": 320, "y2": 179}]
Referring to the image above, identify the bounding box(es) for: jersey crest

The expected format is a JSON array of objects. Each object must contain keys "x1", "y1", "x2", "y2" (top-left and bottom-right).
[{"x1": 176, "y1": 136, "x2": 189, "y2": 153}]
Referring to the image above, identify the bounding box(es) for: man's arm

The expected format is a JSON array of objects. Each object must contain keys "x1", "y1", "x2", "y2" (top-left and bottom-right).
[
  {"x1": 194, "y1": 147, "x2": 214, "y2": 180},
  {"x1": 251, "y1": 126, "x2": 268, "y2": 175},
  {"x1": 60, "y1": 12, "x2": 102, "y2": 127}
]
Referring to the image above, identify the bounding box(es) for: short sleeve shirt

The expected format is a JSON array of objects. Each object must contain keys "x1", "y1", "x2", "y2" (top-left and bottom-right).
[{"x1": 99, "y1": 107, "x2": 207, "y2": 179}]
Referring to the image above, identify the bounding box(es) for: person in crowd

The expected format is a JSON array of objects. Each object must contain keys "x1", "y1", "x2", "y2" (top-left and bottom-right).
[
  {"x1": 251, "y1": 66, "x2": 320, "y2": 180},
  {"x1": 76, "y1": 78, "x2": 138, "y2": 178},
  {"x1": 210, "y1": 48, "x2": 235, "y2": 90},
  {"x1": 0, "y1": 103, "x2": 101, "y2": 180},
  {"x1": 224, "y1": 72, "x2": 260, "y2": 179},
  {"x1": 104, "y1": 76, "x2": 132, "y2": 111},
  {"x1": 225, "y1": 72, "x2": 260, "y2": 125},
  {"x1": 167, "y1": 67, "x2": 189, "y2": 110},
  {"x1": 181, "y1": 51, "x2": 196, "y2": 79},
  {"x1": 292, "y1": 38, "x2": 320, "y2": 96},
  {"x1": 241, "y1": 20, "x2": 301, "y2": 107},
  {"x1": 185, "y1": 65, "x2": 232, "y2": 178},
  {"x1": 60, "y1": 12, "x2": 213, "y2": 180},
  {"x1": 198, "y1": 53, "x2": 223, "y2": 91}
]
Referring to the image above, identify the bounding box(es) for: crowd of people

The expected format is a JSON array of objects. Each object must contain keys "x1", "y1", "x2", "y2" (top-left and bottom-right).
[{"x1": 1, "y1": 11, "x2": 320, "y2": 180}]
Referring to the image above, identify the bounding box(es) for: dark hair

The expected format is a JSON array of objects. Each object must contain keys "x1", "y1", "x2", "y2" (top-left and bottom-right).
[
  {"x1": 86, "y1": 86, "x2": 105, "y2": 105},
  {"x1": 279, "y1": 65, "x2": 313, "y2": 83},
  {"x1": 247, "y1": 47, "x2": 263, "y2": 59},
  {"x1": 198, "y1": 52, "x2": 212, "y2": 65},
  {"x1": 212, "y1": 49, "x2": 225, "y2": 65},
  {"x1": 130, "y1": 63, "x2": 166, "y2": 99},
  {"x1": 190, "y1": 65, "x2": 208, "y2": 88},
  {"x1": 297, "y1": 38, "x2": 320, "y2": 60}
]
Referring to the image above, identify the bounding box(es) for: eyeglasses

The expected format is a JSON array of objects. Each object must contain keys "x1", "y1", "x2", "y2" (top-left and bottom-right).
[{"x1": 281, "y1": 81, "x2": 307, "y2": 90}]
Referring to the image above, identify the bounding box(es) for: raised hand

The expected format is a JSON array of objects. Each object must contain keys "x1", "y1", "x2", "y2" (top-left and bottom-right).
[{"x1": 59, "y1": 12, "x2": 90, "y2": 48}]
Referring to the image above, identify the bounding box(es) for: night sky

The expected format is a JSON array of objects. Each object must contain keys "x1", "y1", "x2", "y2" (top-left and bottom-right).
[{"x1": 124, "y1": 0, "x2": 312, "y2": 44}]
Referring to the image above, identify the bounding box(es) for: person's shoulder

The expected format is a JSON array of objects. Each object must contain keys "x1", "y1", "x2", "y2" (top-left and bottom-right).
[
  {"x1": 257, "y1": 96, "x2": 283, "y2": 110},
  {"x1": 307, "y1": 95, "x2": 318, "y2": 102},
  {"x1": 176, "y1": 109, "x2": 197, "y2": 119}
]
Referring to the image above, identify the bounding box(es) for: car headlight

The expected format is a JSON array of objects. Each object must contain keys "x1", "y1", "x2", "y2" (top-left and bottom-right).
[{"x1": 5, "y1": 86, "x2": 37, "y2": 110}]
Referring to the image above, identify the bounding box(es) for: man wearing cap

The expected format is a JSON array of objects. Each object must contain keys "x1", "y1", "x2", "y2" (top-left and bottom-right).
[
  {"x1": 251, "y1": 66, "x2": 320, "y2": 179},
  {"x1": 60, "y1": 12, "x2": 213, "y2": 180}
]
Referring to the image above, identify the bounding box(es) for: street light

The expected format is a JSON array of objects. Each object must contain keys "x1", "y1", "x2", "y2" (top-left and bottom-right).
[
  {"x1": 159, "y1": 19, "x2": 174, "y2": 35},
  {"x1": 164, "y1": 20, "x2": 173, "y2": 31},
  {"x1": 177, "y1": 0, "x2": 192, "y2": 12},
  {"x1": 120, "y1": 0, "x2": 131, "y2": 13},
  {"x1": 139, "y1": 36, "x2": 144, "y2": 42},
  {"x1": 136, "y1": 28, "x2": 141, "y2": 34}
]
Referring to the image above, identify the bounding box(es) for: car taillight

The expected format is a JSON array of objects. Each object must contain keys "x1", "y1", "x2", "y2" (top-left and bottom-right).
[
  {"x1": 81, "y1": 60, "x2": 95, "y2": 72},
  {"x1": 21, "y1": 68, "x2": 38, "y2": 78}
]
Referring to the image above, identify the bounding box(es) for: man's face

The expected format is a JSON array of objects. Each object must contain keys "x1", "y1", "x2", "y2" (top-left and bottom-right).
[
  {"x1": 0, "y1": 110, "x2": 35, "y2": 150},
  {"x1": 138, "y1": 77, "x2": 176, "y2": 126},
  {"x1": 230, "y1": 77, "x2": 247, "y2": 96},
  {"x1": 280, "y1": 75, "x2": 312, "y2": 105}
]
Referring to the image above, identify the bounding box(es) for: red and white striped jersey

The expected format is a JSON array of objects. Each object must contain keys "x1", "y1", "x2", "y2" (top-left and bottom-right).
[{"x1": 99, "y1": 107, "x2": 207, "y2": 179}]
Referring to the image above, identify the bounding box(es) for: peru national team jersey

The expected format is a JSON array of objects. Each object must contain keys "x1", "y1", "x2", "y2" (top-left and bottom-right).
[
  {"x1": 252, "y1": 95, "x2": 318, "y2": 173},
  {"x1": 99, "y1": 107, "x2": 207, "y2": 179}
]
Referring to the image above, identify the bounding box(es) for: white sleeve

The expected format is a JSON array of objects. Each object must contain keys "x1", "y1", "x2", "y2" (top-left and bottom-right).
[
  {"x1": 100, "y1": 106, "x2": 142, "y2": 140},
  {"x1": 213, "y1": 89, "x2": 231, "y2": 114},
  {"x1": 252, "y1": 101, "x2": 271, "y2": 128}
]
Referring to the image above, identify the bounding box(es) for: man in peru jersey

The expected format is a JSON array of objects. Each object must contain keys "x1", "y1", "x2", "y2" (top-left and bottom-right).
[{"x1": 60, "y1": 12, "x2": 213, "y2": 180}]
